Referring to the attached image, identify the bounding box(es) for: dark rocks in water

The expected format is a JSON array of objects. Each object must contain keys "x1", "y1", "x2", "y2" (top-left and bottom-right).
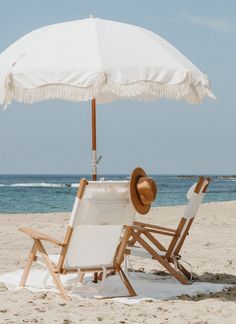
[
  {"x1": 218, "y1": 175, "x2": 236, "y2": 179},
  {"x1": 177, "y1": 175, "x2": 196, "y2": 179},
  {"x1": 177, "y1": 175, "x2": 236, "y2": 180}
]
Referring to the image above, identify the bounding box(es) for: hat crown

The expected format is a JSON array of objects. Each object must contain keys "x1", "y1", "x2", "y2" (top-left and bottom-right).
[
  {"x1": 130, "y1": 167, "x2": 157, "y2": 215},
  {"x1": 137, "y1": 177, "x2": 157, "y2": 205}
]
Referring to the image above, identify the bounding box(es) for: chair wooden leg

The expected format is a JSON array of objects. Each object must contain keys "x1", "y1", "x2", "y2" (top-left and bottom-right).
[
  {"x1": 34, "y1": 239, "x2": 70, "y2": 301},
  {"x1": 118, "y1": 267, "x2": 136, "y2": 297},
  {"x1": 111, "y1": 226, "x2": 136, "y2": 297},
  {"x1": 116, "y1": 226, "x2": 133, "y2": 265},
  {"x1": 176, "y1": 261, "x2": 192, "y2": 280},
  {"x1": 19, "y1": 242, "x2": 37, "y2": 287},
  {"x1": 155, "y1": 256, "x2": 190, "y2": 285},
  {"x1": 93, "y1": 272, "x2": 98, "y2": 283},
  {"x1": 128, "y1": 230, "x2": 142, "y2": 247},
  {"x1": 132, "y1": 231, "x2": 190, "y2": 285}
]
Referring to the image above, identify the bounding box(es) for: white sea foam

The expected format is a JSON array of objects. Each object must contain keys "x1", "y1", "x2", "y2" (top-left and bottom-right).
[
  {"x1": 71, "y1": 183, "x2": 79, "y2": 188},
  {"x1": 0, "y1": 183, "x2": 72, "y2": 188}
]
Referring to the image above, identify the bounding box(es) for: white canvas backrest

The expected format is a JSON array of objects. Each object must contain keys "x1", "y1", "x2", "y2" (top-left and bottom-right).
[
  {"x1": 64, "y1": 181, "x2": 135, "y2": 269},
  {"x1": 183, "y1": 178, "x2": 209, "y2": 220},
  {"x1": 169, "y1": 177, "x2": 209, "y2": 256}
]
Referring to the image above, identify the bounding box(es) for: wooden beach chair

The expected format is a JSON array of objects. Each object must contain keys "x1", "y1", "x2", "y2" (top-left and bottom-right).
[
  {"x1": 125, "y1": 176, "x2": 210, "y2": 284},
  {"x1": 19, "y1": 179, "x2": 137, "y2": 300}
]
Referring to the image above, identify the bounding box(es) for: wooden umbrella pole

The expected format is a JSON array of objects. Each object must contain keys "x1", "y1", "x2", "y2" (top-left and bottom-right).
[
  {"x1": 92, "y1": 98, "x2": 99, "y2": 283},
  {"x1": 91, "y1": 98, "x2": 97, "y2": 181}
]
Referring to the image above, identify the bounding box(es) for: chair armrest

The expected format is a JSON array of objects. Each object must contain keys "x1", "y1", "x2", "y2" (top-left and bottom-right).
[
  {"x1": 132, "y1": 225, "x2": 175, "y2": 237},
  {"x1": 19, "y1": 227, "x2": 64, "y2": 246},
  {"x1": 134, "y1": 221, "x2": 176, "y2": 233}
]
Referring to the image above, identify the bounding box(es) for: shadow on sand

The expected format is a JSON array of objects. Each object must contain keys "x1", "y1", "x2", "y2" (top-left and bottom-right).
[
  {"x1": 151, "y1": 270, "x2": 236, "y2": 302},
  {"x1": 182, "y1": 272, "x2": 236, "y2": 302}
]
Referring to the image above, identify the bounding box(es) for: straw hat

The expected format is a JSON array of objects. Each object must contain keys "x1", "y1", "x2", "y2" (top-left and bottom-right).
[{"x1": 130, "y1": 167, "x2": 157, "y2": 215}]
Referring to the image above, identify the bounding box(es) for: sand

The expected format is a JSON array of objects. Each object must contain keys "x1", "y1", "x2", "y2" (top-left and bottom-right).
[{"x1": 0, "y1": 201, "x2": 236, "y2": 323}]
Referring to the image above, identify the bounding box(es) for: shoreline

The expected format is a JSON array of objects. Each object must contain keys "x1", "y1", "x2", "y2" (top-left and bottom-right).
[{"x1": 1, "y1": 199, "x2": 236, "y2": 216}]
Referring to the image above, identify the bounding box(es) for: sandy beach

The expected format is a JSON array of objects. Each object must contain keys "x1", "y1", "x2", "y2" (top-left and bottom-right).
[
  {"x1": 0, "y1": 201, "x2": 236, "y2": 323},
  {"x1": 0, "y1": 0, "x2": 235, "y2": 322}
]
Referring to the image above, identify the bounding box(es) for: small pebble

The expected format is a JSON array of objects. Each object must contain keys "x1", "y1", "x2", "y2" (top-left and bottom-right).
[
  {"x1": 0, "y1": 309, "x2": 7, "y2": 313},
  {"x1": 63, "y1": 320, "x2": 71, "y2": 324}
]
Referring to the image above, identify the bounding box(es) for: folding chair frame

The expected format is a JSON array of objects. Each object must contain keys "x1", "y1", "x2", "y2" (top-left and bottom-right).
[
  {"x1": 19, "y1": 179, "x2": 136, "y2": 300},
  {"x1": 126, "y1": 176, "x2": 210, "y2": 285}
]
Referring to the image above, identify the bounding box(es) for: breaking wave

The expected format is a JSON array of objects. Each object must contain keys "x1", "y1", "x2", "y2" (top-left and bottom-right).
[{"x1": 0, "y1": 183, "x2": 79, "y2": 188}]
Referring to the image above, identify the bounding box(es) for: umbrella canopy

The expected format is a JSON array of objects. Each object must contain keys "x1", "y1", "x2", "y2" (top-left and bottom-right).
[
  {"x1": 0, "y1": 17, "x2": 214, "y2": 106},
  {"x1": 0, "y1": 17, "x2": 215, "y2": 179}
]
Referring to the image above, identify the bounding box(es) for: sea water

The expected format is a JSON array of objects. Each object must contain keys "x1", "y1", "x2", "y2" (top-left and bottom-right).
[{"x1": 0, "y1": 174, "x2": 235, "y2": 213}]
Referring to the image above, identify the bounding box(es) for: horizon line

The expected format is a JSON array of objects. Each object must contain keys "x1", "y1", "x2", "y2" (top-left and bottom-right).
[{"x1": 0, "y1": 173, "x2": 235, "y2": 176}]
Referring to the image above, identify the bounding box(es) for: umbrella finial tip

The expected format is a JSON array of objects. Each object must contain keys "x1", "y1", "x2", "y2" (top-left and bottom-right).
[{"x1": 89, "y1": 14, "x2": 95, "y2": 19}]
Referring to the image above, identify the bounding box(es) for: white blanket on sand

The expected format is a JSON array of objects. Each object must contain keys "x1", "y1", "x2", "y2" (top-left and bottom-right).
[{"x1": 0, "y1": 269, "x2": 232, "y2": 305}]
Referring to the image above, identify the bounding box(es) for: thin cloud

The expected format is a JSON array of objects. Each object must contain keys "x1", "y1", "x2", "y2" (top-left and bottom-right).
[{"x1": 180, "y1": 12, "x2": 234, "y2": 33}]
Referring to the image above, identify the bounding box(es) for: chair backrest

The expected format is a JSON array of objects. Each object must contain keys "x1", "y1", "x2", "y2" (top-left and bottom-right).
[
  {"x1": 63, "y1": 180, "x2": 135, "y2": 269},
  {"x1": 166, "y1": 176, "x2": 210, "y2": 259}
]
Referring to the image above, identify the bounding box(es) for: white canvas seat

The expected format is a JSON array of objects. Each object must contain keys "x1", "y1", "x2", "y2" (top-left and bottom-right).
[
  {"x1": 126, "y1": 176, "x2": 210, "y2": 284},
  {"x1": 19, "y1": 179, "x2": 136, "y2": 300}
]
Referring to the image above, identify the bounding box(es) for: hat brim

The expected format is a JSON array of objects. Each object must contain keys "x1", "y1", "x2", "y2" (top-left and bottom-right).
[{"x1": 130, "y1": 167, "x2": 151, "y2": 215}]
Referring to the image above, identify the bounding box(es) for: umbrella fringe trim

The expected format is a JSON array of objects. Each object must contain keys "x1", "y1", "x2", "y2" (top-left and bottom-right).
[{"x1": 1, "y1": 72, "x2": 215, "y2": 105}]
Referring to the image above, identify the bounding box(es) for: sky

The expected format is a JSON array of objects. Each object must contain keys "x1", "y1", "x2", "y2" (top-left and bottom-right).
[{"x1": 0, "y1": 0, "x2": 235, "y2": 175}]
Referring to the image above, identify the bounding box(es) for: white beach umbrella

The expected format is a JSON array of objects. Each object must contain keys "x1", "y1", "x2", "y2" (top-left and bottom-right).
[{"x1": 0, "y1": 17, "x2": 215, "y2": 179}]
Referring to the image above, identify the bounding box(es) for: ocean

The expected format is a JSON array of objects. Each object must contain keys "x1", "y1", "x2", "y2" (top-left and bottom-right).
[{"x1": 0, "y1": 174, "x2": 235, "y2": 213}]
